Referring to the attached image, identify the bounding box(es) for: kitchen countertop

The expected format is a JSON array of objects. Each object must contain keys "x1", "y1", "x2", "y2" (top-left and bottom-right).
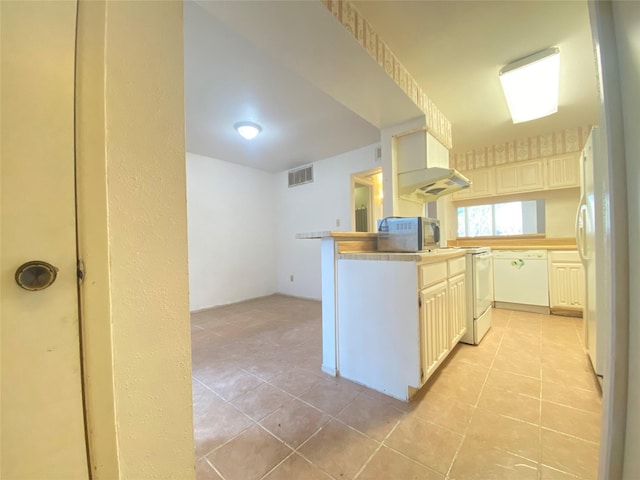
[
  {"x1": 339, "y1": 248, "x2": 466, "y2": 263},
  {"x1": 449, "y1": 236, "x2": 577, "y2": 251},
  {"x1": 296, "y1": 231, "x2": 377, "y2": 240},
  {"x1": 481, "y1": 245, "x2": 577, "y2": 250},
  {"x1": 296, "y1": 232, "x2": 577, "y2": 251}
]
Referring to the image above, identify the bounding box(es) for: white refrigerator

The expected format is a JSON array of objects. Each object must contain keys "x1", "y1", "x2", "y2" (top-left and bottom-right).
[{"x1": 576, "y1": 128, "x2": 608, "y2": 378}]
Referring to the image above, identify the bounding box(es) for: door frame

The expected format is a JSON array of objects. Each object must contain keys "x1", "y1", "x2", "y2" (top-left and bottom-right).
[{"x1": 350, "y1": 167, "x2": 382, "y2": 232}]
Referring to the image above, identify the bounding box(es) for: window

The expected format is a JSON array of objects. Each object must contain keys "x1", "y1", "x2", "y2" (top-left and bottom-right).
[{"x1": 457, "y1": 200, "x2": 545, "y2": 237}]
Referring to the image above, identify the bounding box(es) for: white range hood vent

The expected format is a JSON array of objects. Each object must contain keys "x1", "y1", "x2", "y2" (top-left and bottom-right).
[
  {"x1": 395, "y1": 129, "x2": 470, "y2": 203},
  {"x1": 398, "y1": 167, "x2": 470, "y2": 203}
]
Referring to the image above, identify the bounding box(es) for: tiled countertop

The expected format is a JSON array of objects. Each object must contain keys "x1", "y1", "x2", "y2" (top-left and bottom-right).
[
  {"x1": 339, "y1": 248, "x2": 466, "y2": 263},
  {"x1": 296, "y1": 231, "x2": 377, "y2": 240},
  {"x1": 296, "y1": 231, "x2": 577, "y2": 251},
  {"x1": 484, "y1": 245, "x2": 578, "y2": 250}
]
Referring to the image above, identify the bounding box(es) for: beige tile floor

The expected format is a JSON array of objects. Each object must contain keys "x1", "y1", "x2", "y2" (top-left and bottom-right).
[{"x1": 191, "y1": 295, "x2": 601, "y2": 480}]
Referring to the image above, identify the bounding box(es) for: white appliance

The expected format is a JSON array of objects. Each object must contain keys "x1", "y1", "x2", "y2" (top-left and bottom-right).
[
  {"x1": 461, "y1": 247, "x2": 493, "y2": 345},
  {"x1": 577, "y1": 129, "x2": 607, "y2": 378},
  {"x1": 493, "y1": 250, "x2": 550, "y2": 313}
]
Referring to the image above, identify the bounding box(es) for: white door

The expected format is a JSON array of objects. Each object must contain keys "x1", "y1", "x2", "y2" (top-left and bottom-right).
[{"x1": 1, "y1": 2, "x2": 89, "y2": 478}]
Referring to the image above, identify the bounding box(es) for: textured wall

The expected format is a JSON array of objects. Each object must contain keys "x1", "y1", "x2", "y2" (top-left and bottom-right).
[{"x1": 99, "y1": 1, "x2": 194, "y2": 478}]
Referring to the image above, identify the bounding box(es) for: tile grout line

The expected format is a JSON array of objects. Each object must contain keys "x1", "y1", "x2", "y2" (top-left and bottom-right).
[
  {"x1": 445, "y1": 308, "x2": 510, "y2": 479},
  {"x1": 204, "y1": 457, "x2": 228, "y2": 480},
  {"x1": 351, "y1": 414, "x2": 404, "y2": 480},
  {"x1": 262, "y1": 387, "x2": 404, "y2": 480},
  {"x1": 538, "y1": 310, "x2": 544, "y2": 480},
  {"x1": 254, "y1": 382, "x2": 370, "y2": 479},
  {"x1": 193, "y1": 302, "x2": 599, "y2": 480}
]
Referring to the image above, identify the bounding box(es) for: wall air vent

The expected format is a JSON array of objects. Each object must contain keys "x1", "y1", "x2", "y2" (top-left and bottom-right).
[{"x1": 288, "y1": 165, "x2": 314, "y2": 188}]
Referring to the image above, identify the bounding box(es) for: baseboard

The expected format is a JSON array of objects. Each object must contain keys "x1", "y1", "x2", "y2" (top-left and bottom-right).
[
  {"x1": 321, "y1": 365, "x2": 338, "y2": 377},
  {"x1": 550, "y1": 307, "x2": 583, "y2": 318},
  {"x1": 494, "y1": 301, "x2": 550, "y2": 315}
]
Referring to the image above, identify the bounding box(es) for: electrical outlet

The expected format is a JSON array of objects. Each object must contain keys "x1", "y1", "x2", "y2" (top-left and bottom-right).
[
  {"x1": 290, "y1": 275, "x2": 294, "y2": 282},
  {"x1": 336, "y1": 218, "x2": 340, "y2": 227}
]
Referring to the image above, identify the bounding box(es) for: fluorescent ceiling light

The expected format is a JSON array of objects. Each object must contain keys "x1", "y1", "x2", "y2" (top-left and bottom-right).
[
  {"x1": 499, "y1": 47, "x2": 560, "y2": 124},
  {"x1": 234, "y1": 121, "x2": 262, "y2": 140}
]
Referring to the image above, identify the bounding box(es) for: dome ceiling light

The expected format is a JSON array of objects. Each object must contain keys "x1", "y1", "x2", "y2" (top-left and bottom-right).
[{"x1": 234, "y1": 121, "x2": 262, "y2": 140}]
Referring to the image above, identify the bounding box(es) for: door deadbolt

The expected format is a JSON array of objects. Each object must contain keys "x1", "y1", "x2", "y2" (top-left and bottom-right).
[{"x1": 15, "y1": 261, "x2": 58, "y2": 291}]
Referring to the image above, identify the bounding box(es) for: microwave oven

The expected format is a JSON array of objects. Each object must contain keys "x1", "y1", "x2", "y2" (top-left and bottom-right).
[{"x1": 377, "y1": 217, "x2": 440, "y2": 252}]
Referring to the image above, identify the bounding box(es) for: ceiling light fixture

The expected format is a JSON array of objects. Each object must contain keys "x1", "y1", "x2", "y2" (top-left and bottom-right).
[
  {"x1": 234, "y1": 121, "x2": 262, "y2": 140},
  {"x1": 499, "y1": 47, "x2": 560, "y2": 124}
]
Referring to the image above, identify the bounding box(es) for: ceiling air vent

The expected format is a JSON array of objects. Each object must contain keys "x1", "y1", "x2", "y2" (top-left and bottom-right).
[{"x1": 288, "y1": 165, "x2": 314, "y2": 188}]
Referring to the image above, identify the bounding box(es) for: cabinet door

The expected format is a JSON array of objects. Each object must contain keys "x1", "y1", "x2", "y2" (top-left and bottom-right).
[
  {"x1": 469, "y1": 168, "x2": 494, "y2": 197},
  {"x1": 495, "y1": 164, "x2": 520, "y2": 193},
  {"x1": 549, "y1": 262, "x2": 584, "y2": 309},
  {"x1": 546, "y1": 153, "x2": 580, "y2": 189},
  {"x1": 452, "y1": 167, "x2": 495, "y2": 200},
  {"x1": 519, "y1": 161, "x2": 544, "y2": 190},
  {"x1": 496, "y1": 160, "x2": 544, "y2": 194},
  {"x1": 448, "y1": 273, "x2": 467, "y2": 348},
  {"x1": 419, "y1": 281, "x2": 449, "y2": 382}
]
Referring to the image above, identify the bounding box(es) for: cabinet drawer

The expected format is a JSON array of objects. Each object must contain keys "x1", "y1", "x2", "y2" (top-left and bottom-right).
[
  {"x1": 419, "y1": 261, "x2": 447, "y2": 289},
  {"x1": 448, "y1": 256, "x2": 466, "y2": 277},
  {"x1": 549, "y1": 250, "x2": 580, "y2": 263}
]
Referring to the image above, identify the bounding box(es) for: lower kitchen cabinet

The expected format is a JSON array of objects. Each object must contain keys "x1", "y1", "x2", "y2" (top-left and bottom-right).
[
  {"x1": 448, "y1": 272, "x2": 467, "y2": 347},
  {"x1": 419, "y1": 281, "x2": 448, "y2": 382},
  {"x1": 548, "y1": 250, "x2": 584, "y2": 315},
  {"x1": 336, "y1": 253, "x2": 466, "y2": 401}
]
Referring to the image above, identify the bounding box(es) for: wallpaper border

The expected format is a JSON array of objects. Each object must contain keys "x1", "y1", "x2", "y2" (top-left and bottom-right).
[
  {"x1": 321, "y1": 0, "x2": 453, "y2": 149},
  {"x1": 451, "y1": 126, "x2": 593, "y2": 171}
]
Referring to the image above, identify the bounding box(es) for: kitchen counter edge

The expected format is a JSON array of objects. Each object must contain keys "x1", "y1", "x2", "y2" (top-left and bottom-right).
[
  {"x1": 338, "y1": 249, "x2": 467, "y2": 263},
  {"x1": 296, "y1": 231, "x2": 377, "y2": 240}
]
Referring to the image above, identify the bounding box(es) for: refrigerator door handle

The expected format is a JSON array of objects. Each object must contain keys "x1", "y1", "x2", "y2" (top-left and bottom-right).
[{"x1": 575, "y1": 197, "x2": 589, "y2": 263}]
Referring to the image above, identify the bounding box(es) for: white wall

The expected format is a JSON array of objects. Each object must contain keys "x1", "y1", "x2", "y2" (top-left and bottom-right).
[
  {"x1": 276, "y1": 144, "x2": 381, "y2": 299},
  {"x1": 187, "y1": 152, "x2": 277, "y2": 310}
]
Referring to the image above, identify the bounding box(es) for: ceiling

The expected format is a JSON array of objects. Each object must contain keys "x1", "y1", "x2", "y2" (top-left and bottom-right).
[{"x1": 184, "y1": 0, "x2": 599, "y2": 173}]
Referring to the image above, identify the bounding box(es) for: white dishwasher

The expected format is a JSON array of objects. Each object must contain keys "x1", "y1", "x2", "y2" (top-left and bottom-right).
[{"x1": 493, "y1": 250, "x2": 550, "y2": 313}]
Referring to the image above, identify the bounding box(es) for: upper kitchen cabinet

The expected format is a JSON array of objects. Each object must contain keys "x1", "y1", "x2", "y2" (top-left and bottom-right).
[
  {"x1": 546, "y1": 152, "x2": 581, "y2": 190},
  {"x1": 396, "y1": 130, "x2": 449, "y2": 173},
  {"x1": 495, "y1": 159, "x2": 545, "y2": 194},
  {"x1": 452, "y1": 154, "x2": 580, "y2": 202},
  {"x1": 451, "y1": 167, "x2": 495, "y2": 200}
]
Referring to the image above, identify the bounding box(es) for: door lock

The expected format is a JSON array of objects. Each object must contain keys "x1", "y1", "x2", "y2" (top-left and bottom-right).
[{"x1": 15, "y1": 261, "x2": 58, "y2": 291}]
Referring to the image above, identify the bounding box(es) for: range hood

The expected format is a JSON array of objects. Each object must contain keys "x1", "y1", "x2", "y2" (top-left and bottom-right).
[
  {"x1": 395, "y1": 129, "x2": 470, "y2": 203},
  {"x1": 398, "y1": 167, "x2": 470, "y2": 202}
]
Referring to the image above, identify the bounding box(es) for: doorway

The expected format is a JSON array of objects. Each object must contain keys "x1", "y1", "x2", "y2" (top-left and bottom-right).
[{"x1": 351, "y1": 168, "x2": 383, "y2": 232}]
